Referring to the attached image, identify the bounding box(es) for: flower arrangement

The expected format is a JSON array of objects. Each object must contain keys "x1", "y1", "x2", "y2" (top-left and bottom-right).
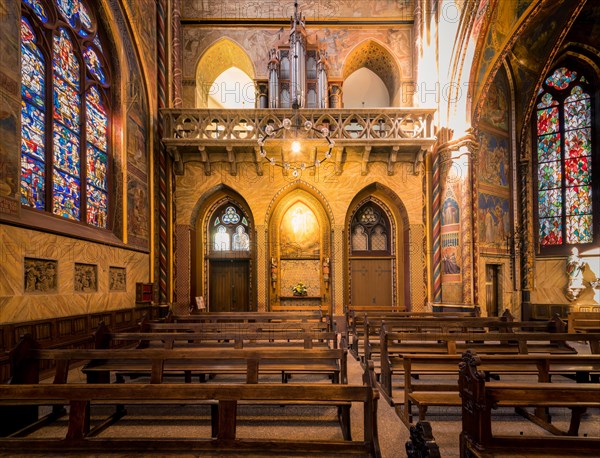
[{"x1": 291, "y1": 282, "x2": 308, "y2": 296}]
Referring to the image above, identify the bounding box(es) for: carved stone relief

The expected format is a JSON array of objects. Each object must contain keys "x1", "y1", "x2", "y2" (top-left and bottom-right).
[
  {"x1": 75, "y1": 263, "x2": 98, "y2": 293},
  {"x1": 109, "y1": 266, "x2": 127, "y2": 291},
  {"x1": 24, "y1": 258, "x2": 58, "y2": 293}
]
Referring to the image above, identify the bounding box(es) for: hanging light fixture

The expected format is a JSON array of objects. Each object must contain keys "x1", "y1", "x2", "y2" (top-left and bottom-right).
[{"x1": 257, "y1": 109, "x2": 334, "y2": 177}]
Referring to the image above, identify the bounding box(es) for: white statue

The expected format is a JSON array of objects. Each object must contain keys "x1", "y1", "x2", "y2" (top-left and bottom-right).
[{"x1": 566, "y1": 247, "x2": 586, "y2": 301}]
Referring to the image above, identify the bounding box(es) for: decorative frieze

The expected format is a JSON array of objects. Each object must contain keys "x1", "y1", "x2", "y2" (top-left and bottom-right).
[
  {"x1": 24, "y1": 258, "x2": 58, "y2": 293},
  {"x1": 109, "y1": 267, "x2": 127, "y2": 291},
  {"x1": 74, "y1": 263, "x2": 98, "y2": 293}
]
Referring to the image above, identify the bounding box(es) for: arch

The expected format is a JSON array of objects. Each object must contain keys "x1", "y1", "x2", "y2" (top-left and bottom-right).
[
  {"x1": 343, "y1": 67, "x2": 390, "y2": 108},
  {"x1": 342, "y1": 39, "x2": 401, "y2": 106},
  {"x1": 345, "y1": 183, "x2": 411, "y2": 310},
  {"x1": 190, "y1": 185, "x2": 256, "y2": 311},
  {"x1": 195, "y1": 38, "x2": 256, "y2": 108},
  {"x1": 266, "y1": 181, "x2": 333, "y2": 313}
]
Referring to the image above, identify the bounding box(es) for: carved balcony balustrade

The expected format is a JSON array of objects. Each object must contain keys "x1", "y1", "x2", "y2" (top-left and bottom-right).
[{"x1": 161, "y1": 108, "x2": 437, "y2": 176}]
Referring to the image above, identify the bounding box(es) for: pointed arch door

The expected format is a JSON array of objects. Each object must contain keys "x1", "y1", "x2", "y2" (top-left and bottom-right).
[{"x1": 349, "y1": 200, "x2": 395, "y2": 307}]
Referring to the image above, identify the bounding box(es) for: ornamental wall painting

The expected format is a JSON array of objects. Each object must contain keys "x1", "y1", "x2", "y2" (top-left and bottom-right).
[
  {"x1": 478, "y1": 130, "x2": 509, "y2": 188},
  {"x1": 441, "y1": 198, "x2": 459, "y2": 226},
  {"x1": 480, "y1": 82, "x2": 508, "y2": 131},
  {"x1": 1, "y1": 101, "x2": 19, "y2": 199},
  {"x1": 478, "y1": 193, "x2": 510, "y2": 249},
  {"x1": 127, "y1": 175, "x2": 149, "y2": 246},
  {"x1": 279, "y1": 202, "x2": 320, "y2": 258}
]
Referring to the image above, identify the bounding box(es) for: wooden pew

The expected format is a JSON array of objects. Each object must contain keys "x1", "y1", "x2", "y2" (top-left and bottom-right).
[
  {"x1": 172, "y1": 310, "x2": 331, "y2": 327},
  {"x1": 395, "y1": 353, "x2": 600, "y2": 429},
  {"x1": 346, "y1": 307, "x2": 482, "y2": 358},
  {"x1": 2, "y1": 334, "x2": 350, "y2": 439},
  {"x1": 405, "y1": 421, "x2": 441, "y2": 458},
  {"x1": 568, "y1": 311, "x2": 600, "y2": 334},
  {"x1": 459, "y1": 351, "x2": 600, "y2": 457},
  {"x1": 365, "y1": 314, "x2": 566, "y2": 362},
  {"x1": 0, "y1": 379, "x2": 382, "y2": 456},
  {"x1": 94, "y1": 322, "x2": 341, "y2": 351}
]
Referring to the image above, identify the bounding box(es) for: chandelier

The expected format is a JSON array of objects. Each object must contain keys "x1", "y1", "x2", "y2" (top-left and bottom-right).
[{"x1": 257, "y1": 108, "x2": 334, "y2": 177}]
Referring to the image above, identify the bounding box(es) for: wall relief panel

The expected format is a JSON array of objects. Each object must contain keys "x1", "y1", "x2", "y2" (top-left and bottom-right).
[
  {"x1": 24, "y1": 258, "x2": 58, "y2": 293},
  {"x1": 109, "y1": 266, "x2": 126, "y2": 291},
  {"x1": 74, "y1": 263, "x2": 98, "y2": 293}
]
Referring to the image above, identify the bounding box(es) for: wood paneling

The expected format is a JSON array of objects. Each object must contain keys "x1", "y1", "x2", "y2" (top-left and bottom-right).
[{"x1": 351, "y1": 259, "x2": 392, "y2": 307}]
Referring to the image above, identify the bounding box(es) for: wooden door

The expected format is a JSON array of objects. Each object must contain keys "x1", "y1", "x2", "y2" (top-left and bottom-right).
[
  {"x1": 485, "y1": 265, "x2": 500, "y2": 317},
  {"x1": 209, "y1": 260, "x2": 250, "y2": 312},
  {"x1": 351, "y1": 259, "x2": 392, "y2": 307}
]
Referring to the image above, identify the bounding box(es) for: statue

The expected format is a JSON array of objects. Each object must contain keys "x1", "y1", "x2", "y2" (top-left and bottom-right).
[
  {"x1": 271, "y1": 257, "x2": 278, "y2": 289},
  {"x1": 566, "y1": 247, "x2": 586, "y2": 301},
  {"x1": 322, "y1": 257, "x2": 330, "y2": 288}
]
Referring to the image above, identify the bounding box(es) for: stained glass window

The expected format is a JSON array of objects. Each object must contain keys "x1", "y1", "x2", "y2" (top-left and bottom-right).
[
  {"x1": 210, "y1": 204, "x2": 251, "y2": 253},
  {"x1": 351, "y1": 202, "x2": 390, "y2": 254},
  {"x1": 20, "y1": 0, "x2": 111, "y2": 229},
  {"x1": 536, "y1": 65, "x2": 594, "y2": 248}
]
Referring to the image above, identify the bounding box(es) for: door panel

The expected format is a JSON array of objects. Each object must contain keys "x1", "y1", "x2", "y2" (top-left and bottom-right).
[
  {"x1": 209, "y1": 260, "x2": 250, "y2": 312},
  {"x1": 351, "y1": 259, "x2": 392, "y2": 307},
  {"x1": 485, "y1": 265, "x2": 500, "y2": 317}
]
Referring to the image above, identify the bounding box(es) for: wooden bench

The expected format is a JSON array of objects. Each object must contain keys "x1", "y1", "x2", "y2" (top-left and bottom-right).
[
  {"x1": 459, "y1": 351, "x2": 600, "y2": 457},
  {"x1": 395, "y1": 353, "x2": 600, "y2": 430},
  {"x1": 94, "y1": 323, "x2": 341, "y2": 351},
  {"x1": 0, "y1": 378, "x2": 382, "y2": 456},
  {"x1": 365, "y1": 315, "x2": 566, "y2": 362},
  {"x1": 346, "y1": 307, "x2": 482, "y2": 358},
  {"x1": 2, "y1": 334, "x2": 351, "y2": 439},
  {"x1": 405, "y1": 421, "x2": 441, "y2": 458},
  {"x1": 172, "y1": 310, "x2": 332, "y2": 329},
  {"x1": 568, "y1": 311, "x2": 600, "y2": 333}
]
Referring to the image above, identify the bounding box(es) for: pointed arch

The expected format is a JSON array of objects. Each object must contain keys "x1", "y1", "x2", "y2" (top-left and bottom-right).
[
  {"x1": 191, "y1": 185, "x2": 256, "y2": 312},
  {"x1": 341, "y1": 39, "x2": 401, "y2": 106},
  {"x1": 346, "y1": 183, "x2": 410, "y2": 310},
  {"x1": 195, "y1": 38, "x2": 256, "y2": 108}
]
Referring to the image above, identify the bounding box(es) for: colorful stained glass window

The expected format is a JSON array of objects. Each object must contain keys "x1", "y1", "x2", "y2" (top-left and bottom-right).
[
  {"x1": 83, "y1": 47, "x2": 106, "y2": 84},
  {"x1": 20, "y1": 0, "x2": 112, "y2": 229},
  {"x1": 536, "y1": 65, "x2": 594, "y2": 247},
  {"x1": 23, "y1": 0, "x2": 49, "y2": 22},
  {"x1": 545, "y1": 67, "x2": 577, "y2": 90},
  {"x1": 222, "y1": 206, "x2": 241, "y2": 224}
]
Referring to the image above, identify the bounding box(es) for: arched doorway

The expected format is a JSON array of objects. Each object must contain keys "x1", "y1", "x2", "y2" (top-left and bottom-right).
[
  {"x1": 193, "y1": 190, "x2": 256, "y2": 313},
  {"x1": 346, "y1": 187, "x2": 409, "y2": 310},
  {"x1": 349, "y1": 200, "x2": 394, "y2": 307},
  {"x1": 268, "y1": 188, "x2": 332, "y2": 313}
]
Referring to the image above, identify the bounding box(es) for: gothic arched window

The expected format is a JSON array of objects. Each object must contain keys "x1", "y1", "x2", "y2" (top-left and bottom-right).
[
  {"x1": 351, "y1": 202, "x2": 391, "y2": 255},
  {"x1": 535, "y1": 64, "x2": 597, "y2": 250},
  {"x1": 20, "y1": 0, "x2": 111, "y2": 228},
  {"x1": 210, "y1": 204, "x2": 251, "y2": 253}
]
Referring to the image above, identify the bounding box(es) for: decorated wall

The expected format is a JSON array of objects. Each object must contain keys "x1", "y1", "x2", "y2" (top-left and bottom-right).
[
  {"x1": 0, "y1": 0, "x2": 155, "y2": 323},
  {"x1": 475, "y1": 67, "x2": 518, "y2": 316}
]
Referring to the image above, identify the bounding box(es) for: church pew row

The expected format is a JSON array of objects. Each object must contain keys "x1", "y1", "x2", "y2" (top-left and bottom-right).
[
  {"x1": 568, "y1": 311, "x2": 600, "y2": 333},
  {"x1": 362, "y1": 314, "x2": 567, "y2": 362},
  {"x1": 93, "y1": 322, "x2": 343, "y2": 351},
  {"x1": 405, "y1": 421, "x2": 441, "y2": 458},
  {"x1": 345, "y1": 307, "x2": 482, "y2": 357},
  {"x1": 395, "y1": 353, "x2": 600, "y2": 431},
  {"x1": 377, "y1": 329, "x2": 600, "y2": 406},
  {"x1": 169, "y1": 310, "x2": 333, "y2": 330},
  {"x1": 459, "y1": 351, "x2": 600, "y2": 457},
  {"x1": 0, "y1": 377, "x2": 382, "y2": 456},
  {"x1": 3, "y1": 334, "x2": 353, "y2": 441}
]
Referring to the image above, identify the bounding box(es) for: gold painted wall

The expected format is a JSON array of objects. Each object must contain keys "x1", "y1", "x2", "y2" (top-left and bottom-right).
[
  {"x1": 177, "y1": 159, "x2": 426, "y2": 313},
  {"x1": 0, "y1": 225, "x2": 150, "y2": 323}
]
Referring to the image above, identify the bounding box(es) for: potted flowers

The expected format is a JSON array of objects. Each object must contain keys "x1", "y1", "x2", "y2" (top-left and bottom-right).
[{"x1": 291, "y1": 282, "x2": 308, "y2": 296}]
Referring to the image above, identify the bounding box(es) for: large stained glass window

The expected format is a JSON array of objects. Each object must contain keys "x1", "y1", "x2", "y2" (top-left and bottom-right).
[
  {"x1": 535, "y1": 65, "x2": 595, "y2": 248},
  {"x1": 20, "y1": 0, "x2": 111, "y2": 228},
  {"x1": 210, "y1": 204, "x2": 251, "y2": 253}
]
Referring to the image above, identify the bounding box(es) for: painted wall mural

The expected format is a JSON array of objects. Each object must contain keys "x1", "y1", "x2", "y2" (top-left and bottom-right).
[
  {"x1": 182, "y1": 26, "x2": 413, "y2": 81},
  {"x1": 127, "y1": 175, "x2": 149, "y2": 245},
  {"x1": 480, "y1": 81, "x2": 508, "y2": 131},
  {"x1": 478, "y1": 131, "x2": 509, "y2": 188},
  {"x1": 279, "y1": 202, "x2": 320, "y2": 258},
  {"x1": 478, "y1": 193, "x2": 510, "y2": 248},
  {"x1": 182, "y1": 1, "x2": 415, "y2": 21}
]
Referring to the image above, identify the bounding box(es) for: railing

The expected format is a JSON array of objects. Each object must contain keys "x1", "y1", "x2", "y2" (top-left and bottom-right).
[{"x1": 161, "y1": 108, "x2": 437, "y2": 146}]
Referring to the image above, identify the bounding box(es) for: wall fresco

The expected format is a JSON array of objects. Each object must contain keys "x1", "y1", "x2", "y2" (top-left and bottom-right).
[
  {"x1": 478, "y1": 193, "x2": 510, "y2": 249},
  {"x1": 127, "y1": 174, "x2": 149, "y2": 246},
  {"x1": 182, "y1": 0, "x2": 415, "y2": 20},
  {"x1": 478, "y1": 130, "x2": 509, "y2": 188},
  {"x1": 183, "y1": 26, "x2": 413, "y2": 81}
]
